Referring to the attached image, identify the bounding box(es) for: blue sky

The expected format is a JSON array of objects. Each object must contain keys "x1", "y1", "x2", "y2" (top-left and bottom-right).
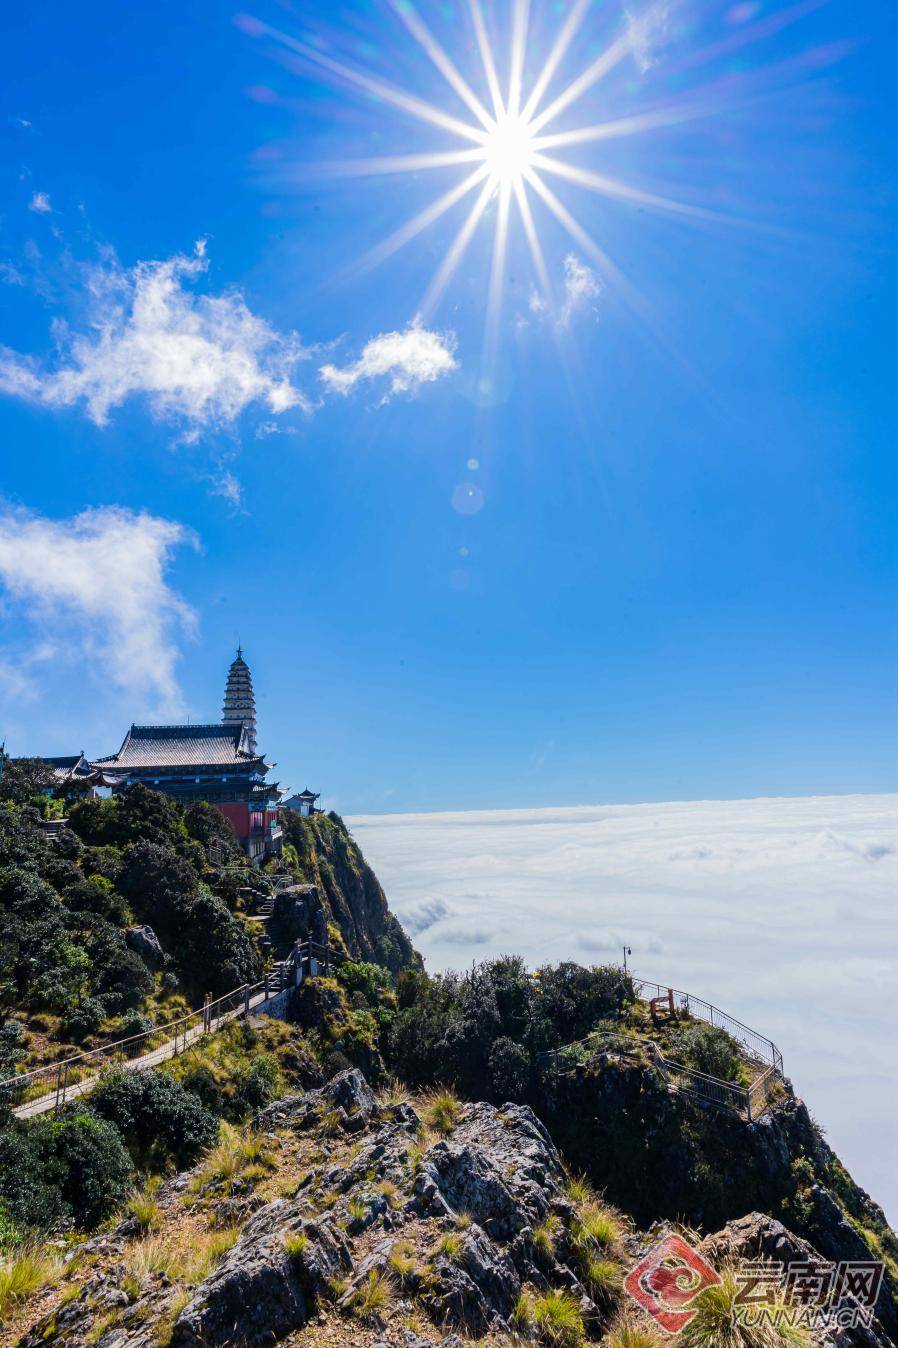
[{"x1": 0, "y1": 0, "x2": 896, "y2": 813}]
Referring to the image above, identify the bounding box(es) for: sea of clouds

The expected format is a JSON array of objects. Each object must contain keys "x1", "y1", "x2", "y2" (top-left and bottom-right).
[{"x1": 349, "y1": 794, "x2": 898, "y2": 1227}]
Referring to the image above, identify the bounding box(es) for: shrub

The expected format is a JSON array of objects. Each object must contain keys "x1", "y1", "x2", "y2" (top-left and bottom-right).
[
  {"x1": 336, "y1": 961, "x2": 392, "y2": 1005},
  {"x1": 672, "y1": 1024, "x2": 745, "y2": 1084},
  {"x1": 233, "y1": 1054, "x2": 282, "y2": 1113},
  {"x1": 36, "y1": 1111, "x2": 134, "y2": 1228},
  {"x1": 0, "y1": 1127, "x2": 69, "y2": 1231},
  {"x1": 89, "y1": 1069, "x2": 218, "y2": 1172},
  {"x1": 489, "y1": 1035, "x2": 530, "y2": 1100},
  {"x1": 60, "y1": 996, "x2": 106, "y2": 1043},
  {"x1": 119, "y1": 1010, "x2": 154, "y2": 1039}
]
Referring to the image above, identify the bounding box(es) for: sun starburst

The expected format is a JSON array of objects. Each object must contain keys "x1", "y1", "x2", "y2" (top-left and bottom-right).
[{"x1": 244, "y1": 0, "x2": 825, "y2": 361}]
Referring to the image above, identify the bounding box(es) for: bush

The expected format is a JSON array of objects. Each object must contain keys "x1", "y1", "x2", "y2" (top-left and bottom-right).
[
  {"x1": 0, "y1": 1128, "x2": 68, "y2": 1231},
  {"x1": 89, "y1": 1069, "x2": 218, "y2": 1172},
  {"x1": 233, "y1": 1055, "x2": 283, "y2": 1113},
  {"x1": 337, "y1": 961, "x2": 392, "y2": 1005},
  {"x1": 36, "y1": 1111, "x2": 134, "y2": 1228},
  {"x1": 489, "y1": 1035, "x2": 530, "y2": 1100},
  {"x1": 672, "y1": 1023, "x2": 745, "y2": 1084},
  {"x1": 60, "y1": 996, "x2": 106, "y2": 1042}
]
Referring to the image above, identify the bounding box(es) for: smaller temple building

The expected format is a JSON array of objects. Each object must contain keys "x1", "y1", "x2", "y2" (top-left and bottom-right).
[
  {"x1": 94, "y1": 650, "x2": 287, "y2": 864},
  {"x1": 283, "y1": 788, "x2": 321, "y2": 817}
]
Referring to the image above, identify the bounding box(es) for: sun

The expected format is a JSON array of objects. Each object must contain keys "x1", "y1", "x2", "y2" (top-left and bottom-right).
[
  {"x1": 482, "y1": 111, "x2": 536, "y2": 189},
  {"x1": 251, "y1": 0, "x2": 743, "y2": 353}
]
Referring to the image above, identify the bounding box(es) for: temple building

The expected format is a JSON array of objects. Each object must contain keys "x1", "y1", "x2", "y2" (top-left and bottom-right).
[{"x1": 94, "y1": 649, "x2": 284, "y2": 864}]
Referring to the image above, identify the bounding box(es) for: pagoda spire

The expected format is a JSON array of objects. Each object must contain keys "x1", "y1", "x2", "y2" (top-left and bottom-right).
[{"x1": 222, "y1": 646, "x2": 257, "y2": 755}]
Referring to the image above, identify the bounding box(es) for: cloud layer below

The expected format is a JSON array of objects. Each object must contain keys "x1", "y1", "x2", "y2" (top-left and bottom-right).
[{"x1": 350, "y1": 794, "x2": 898, "y2": 1223}]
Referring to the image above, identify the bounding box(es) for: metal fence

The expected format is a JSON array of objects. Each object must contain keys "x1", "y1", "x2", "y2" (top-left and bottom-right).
[
  {"x1": 0, "y1": 937, "x2": 339, "y2": 1121},
  {"x1": 631, "y1": 978, "x2": 783, "y2": 1073},
  {"x1": 543, "y1": 975, "x2": 784, "y2": 1123}
]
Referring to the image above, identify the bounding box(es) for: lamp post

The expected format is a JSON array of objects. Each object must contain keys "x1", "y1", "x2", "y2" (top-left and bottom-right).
[{"x1": 622, "y1": 945, "x2": 632, "y2": 975}]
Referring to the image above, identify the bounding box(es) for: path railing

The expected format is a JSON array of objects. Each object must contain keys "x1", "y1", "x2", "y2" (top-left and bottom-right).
[
  {"x1": 0, "y1": 937, "x2": 339, "y2": 1121},
  {"x1": 543, "y1": 976, "x2": 784, "y2": 1123}
]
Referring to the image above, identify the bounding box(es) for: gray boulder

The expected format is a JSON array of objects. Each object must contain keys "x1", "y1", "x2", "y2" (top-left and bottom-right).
[
  {"x1": 256, "y1": 1067, "x2": 379, "y2": 1135},
  {"x1": 126, "y1": 925, "x2": 164, "y2": 971},
  {"x1": 417, "y1": 1101, "x2": 567, "y2": 1241},
  {"x1": 170, "y1": 1202, "x2": 351, "y2": 1348},
  {"x1": 426, "y1": 1221, "x2": 521, "y2": 1335}
]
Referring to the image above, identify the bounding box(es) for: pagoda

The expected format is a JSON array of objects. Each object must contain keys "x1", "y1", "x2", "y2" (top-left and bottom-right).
[{"x1": 94, "y1": 649, "x2": 283, "y2": 863}]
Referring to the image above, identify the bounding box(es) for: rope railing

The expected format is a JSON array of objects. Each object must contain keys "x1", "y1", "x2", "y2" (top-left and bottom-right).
[
  {"x1": 0, "y1": 937, "x2": 340, "y2": 1121},
  {"x1": 543, "y1": 976, "x2": 785, "y2": 1123}
]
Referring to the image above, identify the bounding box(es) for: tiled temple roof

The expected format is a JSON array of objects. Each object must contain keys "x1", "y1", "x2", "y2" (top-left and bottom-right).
[{"x1": 95, "y1": 723, "x2": 263, "y2": 772}]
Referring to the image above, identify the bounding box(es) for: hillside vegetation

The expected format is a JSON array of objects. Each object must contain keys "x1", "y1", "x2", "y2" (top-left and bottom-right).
[{"x1": 0, "y1": 770, "x2": 895, "y2": 1348}]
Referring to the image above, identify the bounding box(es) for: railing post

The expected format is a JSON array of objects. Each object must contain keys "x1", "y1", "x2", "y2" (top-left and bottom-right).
[{"x1": 243, "y1": 984, "x2": 250, "y2": 1016}]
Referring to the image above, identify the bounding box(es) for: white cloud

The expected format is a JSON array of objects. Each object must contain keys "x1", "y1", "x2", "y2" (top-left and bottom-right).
[
  {"x1": 350, "y1": 793, "x2": 898, "y2": 1225},
  {"x1": 28, "y1": 191, "x2": 52, "y2": 214},
  {"x1": 320, "y1": 319, "x2": 457, "y2": 399},
  {"x1": 559, "y1": 254, "x2": 602, "y2": 328},
  {"x1": 625, "y1": 1, "x2": 675, "y2": 74},
  {"x1": 0, "y1": 243, "x2": 310, "y2": 431},
  {"x1": 0, "y1": 506, "x2": 196, "y2": 716}
]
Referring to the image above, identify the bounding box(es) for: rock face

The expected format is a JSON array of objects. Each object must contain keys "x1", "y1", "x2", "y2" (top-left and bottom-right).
[
  {"x1": 277, "y1": 810, "x2": 418, "y2": 972},
  {"x1": 171, "y1": 1204, "x2": 351, "y2": 1348},
  {"x1": 125, "y1": 924, "x2": 164, "y2": 970},
  {"x1": 255, "y1": 1065, "x2": 380, "y2": 1134}
]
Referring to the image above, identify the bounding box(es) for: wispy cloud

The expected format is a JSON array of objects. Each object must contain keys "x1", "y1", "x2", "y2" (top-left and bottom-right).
[
  {"x1": 0, "y1": 506, "x2": 196, "y2": 716},
  {"x1": 0, "y1": 242, "x2": 310, "y2": 432},
  {"x1": 559, "y1": 254, "x2": 602, "y2": 328},
  {"x1": 28, "y1": 190, "x2": 52, "y2": 213},
  {"x1": 625, "y1": 1, "x2": 675, "y2": 74},
  {"x1": 320, "y1": 319, "x2": 457, "y2": 399}
]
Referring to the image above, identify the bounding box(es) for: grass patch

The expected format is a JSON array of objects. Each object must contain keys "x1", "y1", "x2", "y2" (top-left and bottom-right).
[
  {"x1": 679, "y1": 1270, "x2": 812, "y2": 1348},
  {"x1": 284, "y1": 1230, "x2": 309, "y2": 1259},
  {"x1": 347, "y1": 1196, "x2": 370, "y2": 1223},
  {"x1": 584, "y1": 1255, "x2": 622, "y2": 1302},
  {"x1": 126, "y1": 1185, "x2": 163, "y2": 1233},
  {"x1": 420, "y1": 1086, "x2": 462, "y2": 1136},
  {"x1": 345, "y1": 1267, "x2": 392, "y2": 1322},
  {"x1": 388, "y1": 1239, "x2": 416, "y2": 1283},
  {"x1": 436, "y1": 1231, "x2": 463, "y2": 1261},
  {"x1": 533, "y1": 1214, "x2": 562, "y2": 1262},
  {"x1": 0, "y1": 1243, "x2": 63, "y2": 1318},
  {"x1": 529, "y1": 1288, "x2": 586, "y2": 1346},
  {"x1": 573, "y1": 1200, "x2": 620, "y2": 1253},
  {"x1": 604, "y1": 1312, "x2": 666, "y2": 1348}
]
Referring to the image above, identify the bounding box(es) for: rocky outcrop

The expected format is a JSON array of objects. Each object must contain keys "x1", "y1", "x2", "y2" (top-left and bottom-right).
[
  {"x1": 171, "y1": 1204, "x2": 351, "y2": 1348},
  {"x1": 278, "y1": 810, "x2": 418, "y2": 972},
  {"x1": 255, "y1": 1065, "x2": 380, "y2": 1134}
]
